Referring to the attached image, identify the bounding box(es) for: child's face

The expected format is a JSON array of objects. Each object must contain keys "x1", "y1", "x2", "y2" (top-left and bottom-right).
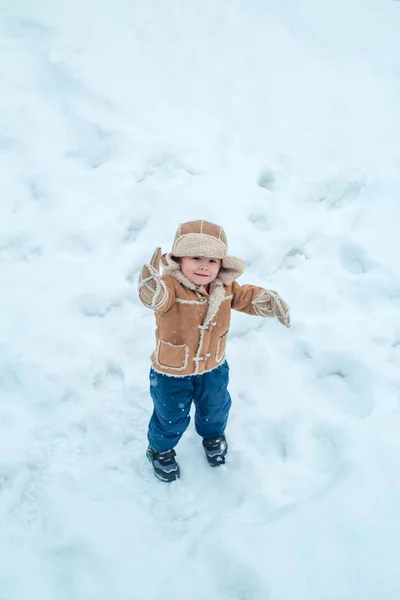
[{"x1": 180, "y1": 256, "x2": 221, "y2": 286}]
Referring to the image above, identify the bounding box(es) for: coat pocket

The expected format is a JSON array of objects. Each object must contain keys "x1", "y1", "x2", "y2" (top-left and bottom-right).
[
  {"x1": 157, "y1": 340, "x2": 189, "y2": 371},
  {"x1": 215, "y1": 331, "x2": 229, "y2": 363}
]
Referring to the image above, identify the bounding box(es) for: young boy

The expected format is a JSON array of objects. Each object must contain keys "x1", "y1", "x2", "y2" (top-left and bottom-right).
[{"x1": 138, "y1": 220, "x2": 290, "y2": 482}]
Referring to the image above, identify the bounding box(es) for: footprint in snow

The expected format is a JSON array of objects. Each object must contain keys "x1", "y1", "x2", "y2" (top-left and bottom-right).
[
  {"x1": 135, "y1": 152, "x2": 199, "y2": 184},
  {"x1": 124, "y1": 215, "x2": 149, "y2": 243},
  {"x1": 236, "y1": 414, "x2": 349, "y2": 524},
  {"x1": 248, "y1": 212, "x2": 269, "y2": 231},
  {"x1": 257, "y1": 168, "x2": 275, "y2": 192},
  {"x1": 280, "y1": 246, "x2": 308, "y2": 270},
  {"x1": 77, "y1": 293, "x2": 122, "y2": 318},
  {"x1": 313, "y1": 170, "x2": 366, "y2": 209},
  {"x1": 340, "y1": 244, "x2": 374, "y2": 275},
  {"x1": 4, "y1": 463, "x2": 49, "y2": 532},
  {"x1": 92, "y1": 363, "x2": 125, "y2": 391},
  {"x1": 314, "y1": 353, "x2": 375, "y2": 418},
  {"x1": 133, "y1": 455, "x2": 203, "y2": 541},
  {"x1": 57, "y1": 233, "x2": 93, "y2": 256},
  {"x1": 198, "y1": 539, "x2": 271, "y2": 600}
]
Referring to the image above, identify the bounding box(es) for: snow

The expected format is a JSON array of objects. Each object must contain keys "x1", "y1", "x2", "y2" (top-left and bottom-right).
[{"x1": 1, "y1": 0, "x2": 400, "y2": 598}]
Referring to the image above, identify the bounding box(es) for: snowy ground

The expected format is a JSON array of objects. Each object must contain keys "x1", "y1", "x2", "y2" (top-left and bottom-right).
[{"x1": 1, "y1": 1, "x2": 400, "y2": 598}]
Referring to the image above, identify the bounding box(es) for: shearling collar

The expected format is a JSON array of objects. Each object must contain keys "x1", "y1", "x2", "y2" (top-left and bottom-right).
[{"x1": 161, "y1": 253, "x2": 232, "y2": 326}]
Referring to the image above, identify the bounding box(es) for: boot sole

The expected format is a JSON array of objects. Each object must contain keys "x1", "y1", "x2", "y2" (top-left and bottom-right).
[{"x1": 205, "y1": 455, "x2": 226, "y2": 467}]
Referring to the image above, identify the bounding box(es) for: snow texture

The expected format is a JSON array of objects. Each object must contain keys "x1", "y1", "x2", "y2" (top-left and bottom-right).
[{"x1": 1, "y1": 0, "x2": 400, "y2": 598}]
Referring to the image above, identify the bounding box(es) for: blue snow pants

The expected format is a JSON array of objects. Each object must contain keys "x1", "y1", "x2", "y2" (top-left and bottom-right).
[{"x1": 148, "y1": 362, "x2": 232, "y2": 452}]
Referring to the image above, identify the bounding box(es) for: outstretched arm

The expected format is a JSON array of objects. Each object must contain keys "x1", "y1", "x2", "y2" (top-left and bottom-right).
[
  {"x1": 232, "y1": 281, "x2": 290, "y2": 328},
  {"x1": 138, "y1": 248, "x2": 175, "y2": 312}
]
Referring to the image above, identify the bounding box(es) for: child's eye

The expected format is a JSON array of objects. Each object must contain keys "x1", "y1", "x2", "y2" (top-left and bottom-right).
[
  {"x1": 209, "y1": 259, "x2": 217, "y2": 264},
  {"x1": 192, "y1": 257, "x2": 201, "y2": 261}
]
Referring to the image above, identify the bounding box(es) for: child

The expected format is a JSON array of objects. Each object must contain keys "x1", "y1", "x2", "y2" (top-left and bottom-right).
[{"x1": 138, "y1": 220, "x2": 290, "y2": 482}]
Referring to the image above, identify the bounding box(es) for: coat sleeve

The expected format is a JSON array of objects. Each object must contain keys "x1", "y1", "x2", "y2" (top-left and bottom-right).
[
  {"x1": 231, "y1": 281, "x2": 291, "y2": 327},
  {"x1": 138, "y1": 266, "x2": 176, "y2": 314}
]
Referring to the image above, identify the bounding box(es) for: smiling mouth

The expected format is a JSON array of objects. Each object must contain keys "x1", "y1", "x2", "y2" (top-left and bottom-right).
[{"x1": 194, "y1": 273, "x2": 209, "y2": 277}]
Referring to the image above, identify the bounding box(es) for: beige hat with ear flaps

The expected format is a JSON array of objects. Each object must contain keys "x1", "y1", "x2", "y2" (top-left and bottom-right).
[{"x1": 163, "y1": 220, "x2": 246, "y2": 285}]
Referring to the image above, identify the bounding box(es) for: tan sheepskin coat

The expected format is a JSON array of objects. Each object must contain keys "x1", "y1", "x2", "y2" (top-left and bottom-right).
[{"x1": 140, "y1": 254, "x2": 290, "y2": 377}]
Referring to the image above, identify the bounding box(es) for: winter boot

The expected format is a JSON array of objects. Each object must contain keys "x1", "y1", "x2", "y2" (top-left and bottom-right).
[
  {"x1": 146, "y1": 447, "x2": 180, "y2": 482},
  {"x1": 202, "y1": 435, "x2": 228, "y2": 467}
]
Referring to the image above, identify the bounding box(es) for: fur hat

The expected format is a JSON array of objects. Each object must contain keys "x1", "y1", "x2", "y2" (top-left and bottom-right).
[{"x1": 162, "y1": 220, "x2": 246, "y2": 285}]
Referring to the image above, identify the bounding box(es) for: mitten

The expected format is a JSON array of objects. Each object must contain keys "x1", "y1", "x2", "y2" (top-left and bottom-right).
[
  {"x1": 138, "y1": 248, "x2": 169, "y2": 311},
  {"x1": 252, "y1": 289, "x2": 291, "y2": 328}
]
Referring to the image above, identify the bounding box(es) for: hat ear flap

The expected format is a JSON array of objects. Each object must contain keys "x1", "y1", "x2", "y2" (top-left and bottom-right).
[
  {"x1": 219, "y1": 256, "x2": 246, "y2": 284},
  {"x1": 161, "y1": 253, "x2": 180, "y2": 270}
]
